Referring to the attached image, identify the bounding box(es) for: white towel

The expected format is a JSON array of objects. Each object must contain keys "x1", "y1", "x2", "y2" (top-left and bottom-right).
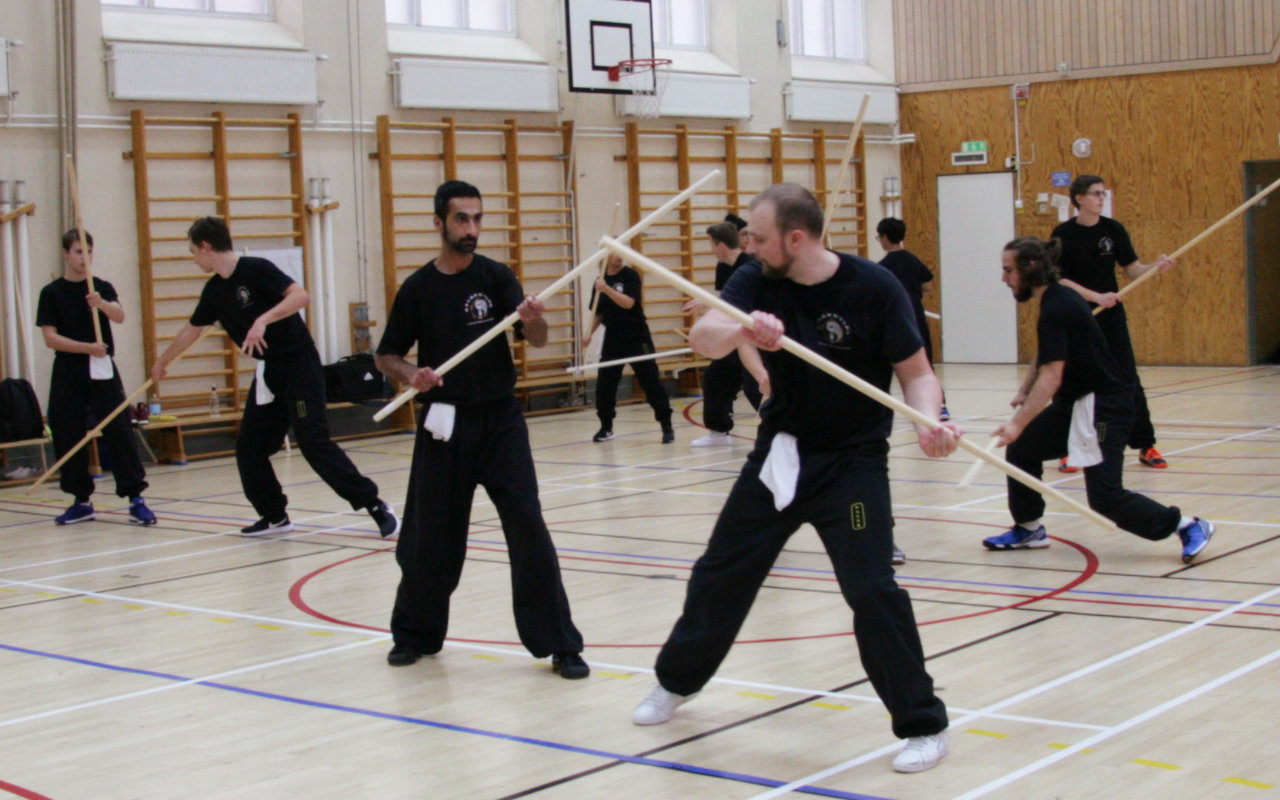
[
  {"x1": 254, "y1": 360, "x2": 275, "y2": 405},
  {"x1": 759, "y1": 432, "x2": 800, "y2": 511},
  {"x1": 424, "y1": 402, "x2": 456, "y2": 442},
  {"x1": 1067, "y1": 393, "x2": 1103, "y2": 468},
  {"x1": 89, "y1": 355, "x2": 114, "y2": 380}
]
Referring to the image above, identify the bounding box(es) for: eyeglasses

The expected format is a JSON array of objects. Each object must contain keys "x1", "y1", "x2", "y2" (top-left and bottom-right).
[{"x1": 1084, "y1": 190, "x2": 1107, "y2": 197}]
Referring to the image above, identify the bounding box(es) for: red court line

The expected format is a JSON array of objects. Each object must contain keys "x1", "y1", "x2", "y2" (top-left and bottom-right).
[{"x1": 0, "y1": 779, "x2": 57, "y2": 800}]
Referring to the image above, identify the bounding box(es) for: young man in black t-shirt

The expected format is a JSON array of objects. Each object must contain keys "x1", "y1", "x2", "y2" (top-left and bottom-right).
[
  {"x1": 374, "y1": 180, "x2": 588, "y2": 679},
  {"x1": 981, "y1": 236, "x2": 1211, "y2": 563},
  {"x1": 37, "y1": 229, "x2": 155, "y2": 526},
  {"x1": 1051, "y1": 175, "x2": 1175, "y2": 470},
  {"x1": 632, "y1": 184, "x2": 959, "y2": 775},
  {"x1": 150, "y1": 217, "x2": 396, "y2": 539},
  {"x1": 876, "y1": 217, "x2": 946, "y2": 418},
  {"x1": 683, "y1": 220, "x2": 765, "y2": 447},
  {"x1": 581, "y1": 252, "x2": 674, "y2": 443}
]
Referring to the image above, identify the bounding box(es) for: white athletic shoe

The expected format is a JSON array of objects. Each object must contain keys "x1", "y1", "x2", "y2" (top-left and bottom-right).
[
  {"x1": 690, "y1": 431, "x2": 732, "y2": 447},
  {"x1": 632, "y1": 684, "x2": 697, "y2": 725},
  {"x1": 892, "y1": 731, "x2": 949, "y2": 773}
]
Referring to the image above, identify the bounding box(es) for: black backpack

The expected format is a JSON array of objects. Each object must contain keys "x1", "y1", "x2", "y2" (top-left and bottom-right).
[
  {"x1": 324, "y1": 353, "x2": 392, "y2": 404},
  {"x1": 0, "y1": 378, "x2": 45, "y2": 442}
]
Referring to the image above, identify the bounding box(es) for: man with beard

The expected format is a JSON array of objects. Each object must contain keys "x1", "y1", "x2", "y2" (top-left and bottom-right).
[
  {"x1": 374, "y1": 180, "x2": 589, "y2": 679},
  {"x1": 632, "y1": 183, "x2": 958, "y2": 774},
  {"x1": 981, "y1": 236, "x2": 1212, "y2": 563}
]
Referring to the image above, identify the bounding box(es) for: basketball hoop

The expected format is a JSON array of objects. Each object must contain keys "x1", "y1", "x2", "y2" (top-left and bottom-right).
[{"x1": 608, "y1": 58, "x2": 672, "y2": 118}]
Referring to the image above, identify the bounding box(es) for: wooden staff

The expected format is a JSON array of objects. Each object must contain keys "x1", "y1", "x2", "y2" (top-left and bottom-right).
[
  {"x1": 65, "y1": 155, "x2": 103, "y2": 345},
  {"x1": 820, "y1": 93, "x2": 871, "y2": 245},
  {"x1": 26, "y1": 326, "x2": 219, "y2": 495},
  {"x1": 956, "y1": 433, "x2": 1004, "y2": 490},
  {"x1": 373, "y1": 170, "x2": 722, "y2": 423},
  {"x1": 599, "y1": 235, "x2": 1117, "y2": 531},
  {"x1": 566, "y1": 347, "x2": 693, "y2": 374},
  {"x1": 925, "y1": 310, "x2": 940, "y2": 320},
  {"x1": 587, "y1": 202, "x2": 623, "y2": 317},
  {"x1": 1099, "y1": 173, "x2": 1280, "y2": 314}
]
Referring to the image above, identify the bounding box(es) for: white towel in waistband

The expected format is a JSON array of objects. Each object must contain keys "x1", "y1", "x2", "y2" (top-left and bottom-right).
[
  {"x1": 89, "y1": 355, "x2": 114, "y2": 380},
  {"x1": 759, "y1": 432, "x2": 800, "y2": 511},
  {"x1": 424, "y1": 402, "x2": 456, "y2": 442},
  {"x1": 254, "y1": 359, "x2": 275, "y2": 405},
  {"x1": 1067, "y1": 393, "x2": 1103, "y2": 468}
]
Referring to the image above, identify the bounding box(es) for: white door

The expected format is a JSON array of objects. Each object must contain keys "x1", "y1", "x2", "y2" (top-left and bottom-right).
[{"x1": 938, "y1": 172, "x2": 1018, "y2": 363}]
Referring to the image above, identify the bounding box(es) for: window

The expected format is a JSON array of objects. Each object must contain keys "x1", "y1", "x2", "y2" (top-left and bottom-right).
[
  {"x1": 789, "y1": 0, "x2": 865, "y2": 61},
  {"x1": 386, "y1": 0, "x2": 514, "y2": 34},
  {"x1": 102, "y1": 0, "x2": 270, "y2": 14},
  {"x1": 651, "y1": 0, "x2": 707, "y2": 49}
]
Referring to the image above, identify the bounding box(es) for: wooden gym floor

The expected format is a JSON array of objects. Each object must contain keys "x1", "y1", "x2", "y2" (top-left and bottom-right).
[{"x1": 1, "y1": 363, "x2": 1277, "y2": 800}]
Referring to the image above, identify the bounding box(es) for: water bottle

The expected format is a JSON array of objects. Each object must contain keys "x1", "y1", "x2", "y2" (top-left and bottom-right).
[
  {"x1": 209, "y1": 385, "x2": 220, "y2": 418},
  {"x1": 148, "y1": 392, "x2": 161, "y2": 416}
]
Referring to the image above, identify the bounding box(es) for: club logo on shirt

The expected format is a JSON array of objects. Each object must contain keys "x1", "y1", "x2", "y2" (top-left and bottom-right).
[
  {"x1": 236, "y1": 286, "x2": 252, "y2": 308},
  {"x1": 1097, "y1": 236, "x2": 1114, "y2": 256},
  {"x1": 612, "y1": 282, "x2": 625, "y2": 293},
  {"x1": 816, "y1": 312, "x2": 851, "y2": 349},
  {"x1": 464, "y1": 292, "x2": 494, "y2": 325}
]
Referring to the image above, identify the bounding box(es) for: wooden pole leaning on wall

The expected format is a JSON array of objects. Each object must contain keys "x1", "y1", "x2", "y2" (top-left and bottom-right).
[
  {"x1": 820, "y1": 94, "x2": 871, "y2": 246},
  {"x1": 598, "y1": 234, "x2": 1117, "y2": 532},
  {"x1": 1100, "y1": 173, "x2": 1280, "y2": 314},
  {"x1": 26, "y1": 326, "x2": 219, "y2": 495},
  {"x1": 372, "y1": 170, "x2": 723, "y2": 423},
  {"x1": 65, "y1": 155, "x2": 104, "y2": 345}
]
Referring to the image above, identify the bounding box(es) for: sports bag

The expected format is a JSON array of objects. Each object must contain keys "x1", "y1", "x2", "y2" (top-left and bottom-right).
[
  {"x1": 0, "y1": 378, "x2": 45, "y2": 442},
  {"x1": 324, "y1": 353, "x2": 392, "y2": 403}
]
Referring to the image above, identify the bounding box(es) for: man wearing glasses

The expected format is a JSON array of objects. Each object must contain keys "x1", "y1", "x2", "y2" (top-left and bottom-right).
[{"x1": 1050, "y1": 175, "x2": 1175, "y2": 472}]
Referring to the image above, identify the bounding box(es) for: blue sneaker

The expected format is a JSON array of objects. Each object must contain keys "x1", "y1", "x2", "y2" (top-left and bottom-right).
[
  {"x1": 129, "y1": 497, "x2": 157, "y2": 526},
  {"x1": 55, "y1": 502, "x2": 95, "y2": 525},
  {"x1": 983, "y1": 524, "x2": 1049, "y2": 551},
  {"x1": 1178, "y1": 517, "x2": 1214, "y2": 564}
]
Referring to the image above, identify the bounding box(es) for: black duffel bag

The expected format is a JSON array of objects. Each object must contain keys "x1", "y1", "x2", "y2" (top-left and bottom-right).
[{"x1": 324, "y1": 353, "x2": 392, "y2": 404}]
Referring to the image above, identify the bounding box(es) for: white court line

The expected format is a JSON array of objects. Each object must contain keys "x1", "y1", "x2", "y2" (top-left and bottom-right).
[{"x1": 745, "y1": 581, "x2": 1280, "y2": 799}]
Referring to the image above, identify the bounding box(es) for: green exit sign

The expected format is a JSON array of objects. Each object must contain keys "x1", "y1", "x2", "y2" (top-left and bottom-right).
[{"x1": 961, "y1": 140, "x2": 988, "y2": 152}]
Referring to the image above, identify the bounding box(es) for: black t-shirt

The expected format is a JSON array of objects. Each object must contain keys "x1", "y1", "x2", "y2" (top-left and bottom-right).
[
  {"x1": 1036, "y1": 282, "x2": 1131, "y2": 401},
  {"x1": 721, "y1": 252, "x2": 923, "y2": 449},
  {"x1": 715, "y1": 251, "x2": 757, "y2": 292},
  {"x1": 190, "y1": 256, "x2": 312, "y2": 359},
  {"x1": 878, "y1": 249, "x2": 934, "y2": 335},
  {"x1": 1051, "y1": 216, "x2": 1138, "y2": 296},
  {"x1": 376, "y1": 254, "x2": 526, "y2": 406},
  {"x1": 36, "y1": 276, "x2": 118, "y2": 360},
  {"x1": 592, "y1": 265, "x2": 649, "y2": 337}
]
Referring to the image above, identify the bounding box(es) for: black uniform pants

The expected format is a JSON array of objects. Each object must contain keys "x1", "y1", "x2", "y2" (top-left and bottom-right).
[
  {"x1": 1006, "y1": 390, "x2": 1180, "y2": 539},
  {"x1": 595, "y1": 330, "x2": 672, "y2": 428},
  {"x1": 1095, "y1": 305, "x2": 1156, "y2": 450},
  {"x1": 391, "y1": 397, "x2": 584, "y2": 657},
  {"x1": 47, "y1": 357, "x2": 148, "y2": 502},
  {"x1": 701, "y1": 349, "x2": 762, "y2": 434},
  {"x1": 238, "y1": 347, "x2": 379, "y2": 520},
  {"x1": 654, "y1": 442, "x2": 948, "y2": 739}
]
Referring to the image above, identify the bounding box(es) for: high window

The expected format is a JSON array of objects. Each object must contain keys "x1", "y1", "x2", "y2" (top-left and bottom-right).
[
  {"x1": 789, "y1": 0, "x2": 866, "y2": 61},
  {"x1": 102, "y1": 0, "x2": 270, "y2": 14},
  {"x1": 385, "y1": 0, "x2": 515, "y2": 34},
  {"x1": 651, "y1": 0, "x2": 708, "y2": 49}
]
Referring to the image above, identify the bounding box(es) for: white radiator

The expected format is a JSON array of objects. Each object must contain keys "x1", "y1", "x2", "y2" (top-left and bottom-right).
[
  {"x1": 617, "y1": 71, "x2": 752, "y2": 119},
  {"x1": 0, "y1": 39, "x2": 11, "y2": 97},
  {"x1": 392, "y1": 58, "x2": 559, "y2": 112},
  {"x1": 106, "y1": 42, "x2": 318, "y2": 104},
  {"x1": 784, "y1": 80, "x2": 898, "y2": 125}
]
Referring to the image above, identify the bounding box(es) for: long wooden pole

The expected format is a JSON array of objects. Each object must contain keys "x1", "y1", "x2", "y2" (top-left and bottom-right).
[
  {"x1": 27, "y1": 326, "x2": 218, "y2": 495},
  {"x1": 820, "y1": 94, "x2": 871, "y2": 245},
  {"x1": 65, "y1": 155, "x2": 103, "y2": 345},
  {"x1": 1099, "y1": 173, "x2": 1280, "y2": 314},
  {"x1": 599, "y1": 235, "x2": 1117, "y2": 531},
  {"x1": 566, "y1": 347, "x2": 692, "y2": 374},
  {"x1": 373, "y1": 170, "x2": 722, "y2": 422},
  {"x1": 587, "y1": 201, "x2": 623, "y2": 317}
]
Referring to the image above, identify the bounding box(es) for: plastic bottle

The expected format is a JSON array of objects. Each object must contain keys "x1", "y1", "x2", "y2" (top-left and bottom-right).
[
  {"x1": 148, "y1": 392, "x2": 162, "y2": 416},
  {"x1": 209, "y1": 385, "x2": 220, "y2": 418}
]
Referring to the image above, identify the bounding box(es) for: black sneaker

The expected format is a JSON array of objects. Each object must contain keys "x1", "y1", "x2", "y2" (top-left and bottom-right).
[
  {"x1": 661, "y1": 426, "x2": 675, "y2": 444},
  {"x1": 386, "y1": 643, "x2": 422, "y2": 667},
  {"x1": 368, "y1": 500, "x2": 401, "y2": 539},
  {"x1": 592, "y1": 427, "x2": 614, "y2": 443},
  {"x1": 552, "y1": 652, "x2": 590, "y2": 679},
  {"x1": 240, "y1": 515, "x2": 293, "y2": 536}
]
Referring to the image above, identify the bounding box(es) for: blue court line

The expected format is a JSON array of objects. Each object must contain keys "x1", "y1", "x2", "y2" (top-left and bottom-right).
[{"x1": 0, "y1": 641, "x2": 893, "y2": 800}]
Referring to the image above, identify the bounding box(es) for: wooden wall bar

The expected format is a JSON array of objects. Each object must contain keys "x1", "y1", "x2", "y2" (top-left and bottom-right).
[
  {"x1": 896, "y1": 0, "x2": 1280, "y2": 90},
  {"x1": 898, "y1": 61, "x2": 1280, "y2": 365}
]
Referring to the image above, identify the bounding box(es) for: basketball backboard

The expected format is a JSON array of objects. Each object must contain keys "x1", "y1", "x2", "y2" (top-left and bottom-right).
[{"x1": 565, "y1": 0, "x2": 655, "y2": 94}]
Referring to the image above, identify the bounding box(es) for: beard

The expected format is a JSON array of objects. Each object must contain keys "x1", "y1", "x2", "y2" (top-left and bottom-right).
[
  {"x1": 1013, "y1": 284, "x2": 1034, "y2": 303},
  {"x1": 446, "y1": 233, "x2": 478, "y2": 254}
]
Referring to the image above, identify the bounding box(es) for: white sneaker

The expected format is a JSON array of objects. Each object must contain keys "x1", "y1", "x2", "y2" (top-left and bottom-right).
[
  {"x1": 690, "y1": 431, "x2": 732, "y2": 447},
  {"x1": 632, "y1": 684, "x2": 696, "y2": 725},
  {"x1": 892, "y1": 730, "x2": 949, "y2": 773}
]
